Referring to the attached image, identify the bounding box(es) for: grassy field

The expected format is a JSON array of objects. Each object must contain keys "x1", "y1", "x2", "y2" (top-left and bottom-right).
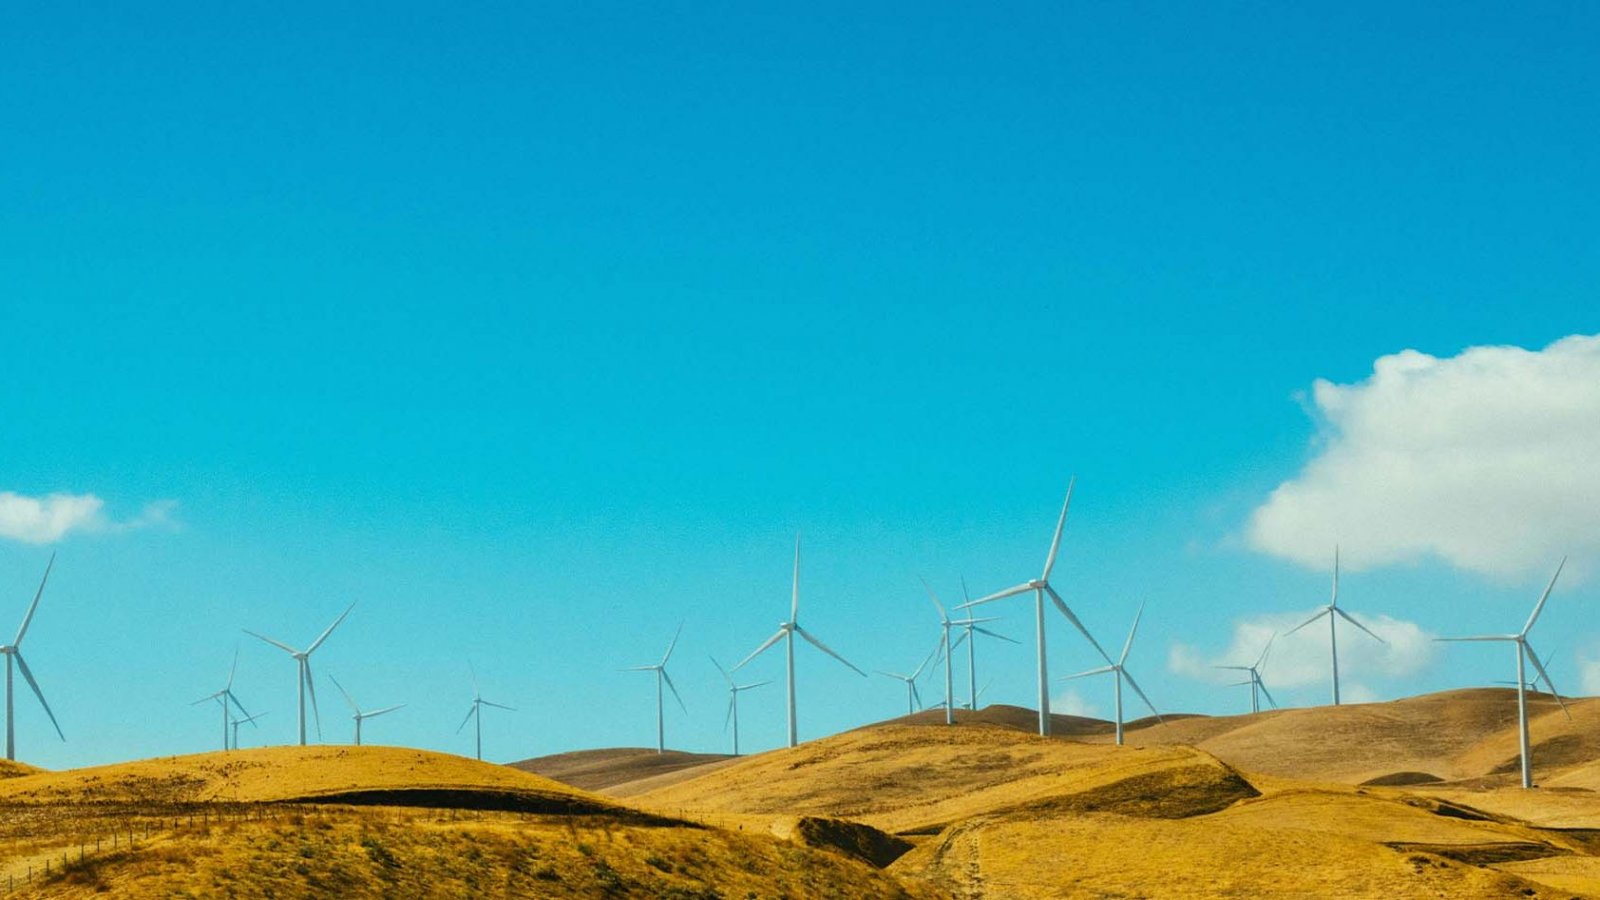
[{"x1": 10, "y1": 688, "x2": 1600, "y2": 898}]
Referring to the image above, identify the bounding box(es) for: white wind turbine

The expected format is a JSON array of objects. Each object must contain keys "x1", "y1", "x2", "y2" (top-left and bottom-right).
[
  {"x1": 950, "y1": 577, "x2": 1018, "y2": 711},
  {"x1": 877, "y1": 637, "x2": 941, "y2": 717},
  {"x1": 959, "y1": 478, "x2": 1113, "y2": 736},
  {"x1": 1061, "y1": 602, "x2": 1162, "y2": 745},
  {"x1": 1213, "y1": 635, "x2": 1278, "y2": 714},
  {"x1": 457, "y1": 666, "x2": 514, "y2": 762},
  {"x1": 244, "y1": 601, "x2": 356, "y2": 746},
  {"x1": 231, "y1": 711, "x2": 267, "y2": 750},
  {"x1": 710, "y1": 657, "x2": 768, "y2": 756},
  {"x1": 924, "y1": 579, "x2": 1003, "y2": 725},
  {"x1": 3, "y1": 554, "x2": 64, "y2": 761},
  {"x1": 1437, "y1": 558, "x2": 1570, "y2": 789},
  {"x1": 1286, "y1": 547, "x2": 1385, "y2": 705},
  {"x1": 328, "y1": 673, "x2": 404, "y2": 746},
  {"x1": 192, "y1": 647, "x2": 253, "y2": 752},
  {"x1": 734, "y1": 534, "x2": 866, "y2": 748},
  {"x1": 626, "y1": 626, "x2": 686, "y2": 754}
]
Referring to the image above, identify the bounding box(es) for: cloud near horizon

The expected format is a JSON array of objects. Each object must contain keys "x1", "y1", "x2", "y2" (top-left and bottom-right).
[
  {"x1": 1169, "y1": 609, "x2": 1435, "y2": 700},
  {"x1": 0, "y1": 491, "x2": 177, "y2": 544},
  {"x1": 1248, "y1": 334, "x2": 1600, "y2": 581}
]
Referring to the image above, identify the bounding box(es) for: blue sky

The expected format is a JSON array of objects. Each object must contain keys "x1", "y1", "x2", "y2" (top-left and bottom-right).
[{"x1": 2, "y1": 2, "x2": 1598, "y2": 767}]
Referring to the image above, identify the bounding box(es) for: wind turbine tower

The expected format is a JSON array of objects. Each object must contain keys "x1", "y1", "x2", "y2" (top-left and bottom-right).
[
  {"x1": 328, "y1": 673, "x2": 404, "y2": 746},
  {"x1": 1286, "y1": 548, "x2": 1385, "y2": 705},
  {"x1": 1438, "y1": 558, "x2": 1571, "y2": 789},
  {"x1": 2, "y1": 554, "x2": 64, "y2": 761},
  {"x1": 193, "y1": 647, "x2": 253, "y2": 752},
  {"x1": 960, "y1": 479, "x2": 1113, "y2": 736},
  {"x1": 1061, "y1": 602, "x2": 1162, "y2": 745},
  {"x1": 457, "y1": 666, "x2": 514, "y2": 762},
  {"x1": 244, "y1": 602, "x2": 356, "y2": 745},
  {"x1": 626, "y1": 626, "x2": 686, "y2": 754},
  {"x1": 734, "y1": 534, "x2": 866, "y2": 748},
  {"x1": 711, "y1": 657, "x2": 768, "y2": 756},
  {"x1": 1213, "y1": 635, "x2": 1278, "y2": 714}
]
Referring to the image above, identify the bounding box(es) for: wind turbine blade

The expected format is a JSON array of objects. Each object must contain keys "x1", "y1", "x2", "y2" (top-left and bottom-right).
[
  {"x1": 661, "y1": 622, "x2": 683, "y2": 666},
  {"x1": 795, "y1": 626, "x2": 867, "y2": 676},
  {"x1": 1120, "y1": 669, "x2": 1163, "y2": 723},
  {"x1": 661, "y1": 668, "x2": 687, "y2": 714},
  {"x1": 709, "y1": 656, "x2": 733, "y2": 686},
  {"x1": 1040, "y1": 477, "x2": 1075, "y2": 581},
  {"x1": 960, "y1": 582, "x2": 1034, "y2": 609},
  {"x1": 226, "y1": 690, "x2": 253, "y2": 722},
  {"x1": 1256, "y1": 675, "x2": 1279, "y2": 709},
  {"x1": 876, "y1": 670, "x2": 909, "y2": 680},
  {"x1": 1254, "y1": 634, "x2": 1277, "y2": 669},
  {"x1": 191, "y1": 691, "x2": 223, "y2": 706},
  {"x1": 1044, "y1": 585, "x2": 1113, "y2": 664},
  {"x1": 733, "y1": 628, "x2": 786, "y2": 671},
  {"x1": 1212, "y1": 665, "x2": 1253, "y2": 671},
  {"x1": 243, "y1": 630, "x2": 300, "y2": 656},
  {"x1": 791, "y1": 532, "x2": 801, "y2": 621},
  {"x1": 948, "y1": 630, "x2": 969, "y2": 653},
  {"x1": 1330, "y1": 545, "x2": 1340, "y2": 608},
  {"x1": 365, "y1": 704, "x2": 405, "y2": 719},
  {"x1": 1061, "y1": 665, "x2": 1115, "y2": 680},
  {"x1": 1434, "y1": 635, "x2": 1518, "y2": 642},
  {"x1": 920, "y1": 576, "x2": 948, "y2": 622},
  {"x1": 306, "y1": 601, "x2": 356, "y2": 654},
  {"x1": 911, "y1": 681, "x2": 923, "y2": 709},
  {"x1": 622, "y1": 665, "x2": 659, "y2": 672},
  {"x1": 1522, "y1": 641, "x2": 1571, "y2": 720},
  {"x1": 1119, "y1": 601, "x2": 1145, "y2": 666},
  {"x1": 1523, "y1": 557, "x2": 1566, "y2": 636},
  {"x1": 226, "y1": 646, "x2": 240, "y2": 690},
  {"x1": 1284, "y1": 609, "x2": 1329, "y2": 636},
  {"x1": 1334, "y1": 607, "x2": 1386, "y2": 644},
  {"x1": 13, "y1": 651, "x2": 64, "y2": 741},
  {"x1": 327, "y1": 672, "x2": 360, "y2": 714},
  {"x1": 724, "y1": 695, "x2": 734, "y2": 731},
  {"x1": 304, "y1": 661, "x2": 323, "y2": 739},
  {"x1": 961, "y1": 576, "x2": 971, "y2": 604},
  {"x1": 738, "y1": 680, "x2": 772, "y2": 691},
  {"x1": 480, "y1": 699, "x2": 516, "y2": 711},
  {"x1": 12, "y1": 552, "x2": 55, "y2": 647},
  {"x1": 973, "y1": 626, "x2": 1018, "y2": 644},
  {"x1": 456, "y1": 704, "x2": 477, "y2": 733}
]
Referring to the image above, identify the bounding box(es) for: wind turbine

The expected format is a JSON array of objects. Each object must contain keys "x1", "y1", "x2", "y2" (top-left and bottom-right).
[
  {"x1": 1061, "y1": 602, "x2": 1162, "y2": 745},
  {"x1": 1437, "y1": 558, "x2": 1571, "y2": 789},
  {"x1": 626, "y1": 626, "x2": 686, "y2": 754},
  {"x1": 1286, "y1": 547, "x2": 1385, "y2": 705},
  {"x1": 1213, "y1": 635, "x2": 1278, "y2": 714},
  {"x1": 244, "y1": 601, "x2": 356, "y2": 746},
  {"x1": 877, "y1": 637, "x2": 941, "y2": 717},
  {"x1": 734, "y1": 533, "x2": 866, "y2": 748},
  {"x1": 457, "y1": 666, "x2": 514, "y2": 762},
  {"x1": 959, "y1": 478, "x2": 1112, "y2": 736},
  {"x1": 2, "y1": 553, "x2": 64, "y2": 761},
  {"x1": 950, "y1": 577, "x2": 1017, "y2": 711},
  {"x1": 710, "y1": 657, "x2": 768, "y2": 756},
  {"x1": 921, "y1": 576, "x2": 992, "y2": 723},
  {"x1": 328, "y1": 673, "x2": 403, "y2": 746},
  {"x1": 231, "y1": 711, "x2": 267, "y2": 750},
  {"x1": 192, "y1": 647, "x2": 253, "y2": 752}
]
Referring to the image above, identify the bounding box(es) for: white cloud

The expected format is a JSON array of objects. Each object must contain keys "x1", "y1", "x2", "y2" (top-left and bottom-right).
[
  {"x1": 1248, "y1": 334, "x2": 1600, "y2": 581},
  {"x1": 0, "y1": 491, "x2": 177, "y2": 544},
  {"x1": 1578, "y1": 650, "x2": 1600, "y2": 698},
  {"x1": 1052, "y1": 687, "x2": 1099, "y2": 718},
  {"x1": 1169, "y1": 610, "x2": 1435, "y2": 695}
]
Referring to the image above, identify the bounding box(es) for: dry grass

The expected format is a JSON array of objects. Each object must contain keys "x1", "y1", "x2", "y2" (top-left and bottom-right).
[{"x1": 3, "y1": 806, "x2": 936, "y2": 899}]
